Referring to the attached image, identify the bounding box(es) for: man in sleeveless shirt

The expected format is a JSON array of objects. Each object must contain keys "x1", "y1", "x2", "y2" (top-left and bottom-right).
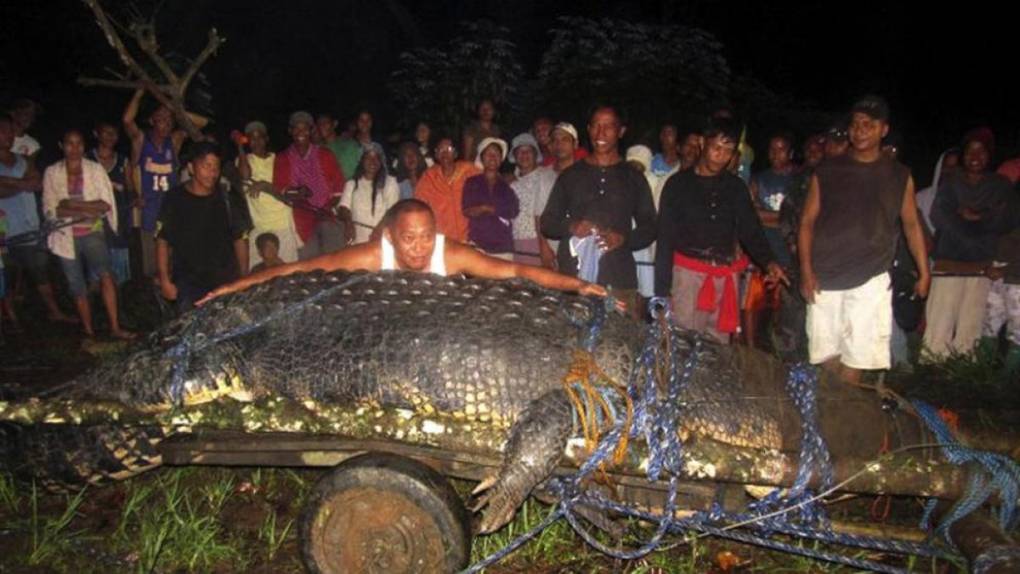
[
  {"x1": 798, "y1": 96, "x2": 930, "y2": 384},
  {"x1": 199, "y1": 199, "x2": 612, "y2": 306},
  {"x1": 123, "y1": 88, "x2": 209, "y2": 280}
]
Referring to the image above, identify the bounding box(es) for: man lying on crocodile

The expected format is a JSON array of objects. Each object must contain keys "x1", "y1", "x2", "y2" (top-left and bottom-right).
[{"x1": 199, "y1": 198, "x2": 614, "y2": 305}]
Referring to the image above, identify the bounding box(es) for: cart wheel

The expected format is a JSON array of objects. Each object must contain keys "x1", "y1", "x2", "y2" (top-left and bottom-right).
[{"x1": 300, "y1": 452, "x2": 472, "y2": 574}]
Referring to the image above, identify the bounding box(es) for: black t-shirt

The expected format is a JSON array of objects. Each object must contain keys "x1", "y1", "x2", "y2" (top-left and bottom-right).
[
  {"x1": 156, "y1": 183, "x2": 251, "y2": 292},
  {"x1": 654, "y1": 169, "x2": 776, "y2": 297},
  {"x1": 539, "y1": 160, "x2": 656, "y2": 289},
  {"x1": 812, "y1": 155, "x2": 909, "y2": 290}
]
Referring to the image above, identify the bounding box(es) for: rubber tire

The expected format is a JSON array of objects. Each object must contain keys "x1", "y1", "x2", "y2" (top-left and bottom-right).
[{"x1": 300, "y1": 452, "x2": 472, "y2": 574}]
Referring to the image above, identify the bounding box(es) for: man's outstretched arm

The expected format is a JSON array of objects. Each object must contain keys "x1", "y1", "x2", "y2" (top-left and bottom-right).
[
  {"x1": 197, "y1": 243, "x2": 379, "y2": 304},
  {"x1": 447, "y1": 241, "x2": 608, "y2": 298}
]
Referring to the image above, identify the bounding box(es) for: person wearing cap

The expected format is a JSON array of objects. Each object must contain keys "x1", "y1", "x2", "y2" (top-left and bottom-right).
[
  {"x1": 532, "y1": 122, "x2": 580, "y2": 269},
  {"x1": 8, "y1": 98, "x2": 42, "y2": 160},
  {"x1": 509, "y1": 132, "x2": 554, "y2": 266},
  {"x1": 236, "y1": 121, "x2": 301, "y2": 267},
  {"x1": 540, "y1": 105, "x2": 657, "y2": 312},
  {"x1": 273, "y1": 111, "x2": 347, "y2": 260},
  {"x1": 799, "y1": 96, "x2": 929, "y2": 383},
  {"x1": 626, "y1": 144, "x2": 662, "y2": 317},
  {"x1": 461, "y1": 138, "x2": 518, "y2": 260},
  {"x1": 540, "y1": 121, "x2": 589, "y2": 168},
  {"x1": 157, "y1": 141, "x2": 252, "y2": 312},
  {"x1": 655, "y1": 118, "x2": 786, "y2": 343},
  {"x1": 340, "y1": 143, "x2": 399, "y2": 244},
  {"x1": 505, "y1": 133, "x2": 554, "y2": 269},
  {"x1": 923, "y1": 127, "x2": 1015, "y2": 359},
  {"x1": 414, "y1": 136, "x2": 479, "y2": 243},
  {"x1": 123, "y1": 88, "x2": 209, "y2": 280}
]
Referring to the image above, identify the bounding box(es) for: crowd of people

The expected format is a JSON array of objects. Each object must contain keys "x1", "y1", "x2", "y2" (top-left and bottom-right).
[{"x1": 1, "y1": 91, "x2": 1018, "y2": 381}]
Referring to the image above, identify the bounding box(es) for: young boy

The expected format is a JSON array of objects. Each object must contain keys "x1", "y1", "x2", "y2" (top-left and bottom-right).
[{"x1": 249, "y1": 232, "x2": 284, "y2": 274}]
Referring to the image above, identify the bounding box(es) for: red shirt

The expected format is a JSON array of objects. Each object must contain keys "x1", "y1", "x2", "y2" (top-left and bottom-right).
[{"x1": 541, "y1": 147, "x2": 588, "y2": 167}]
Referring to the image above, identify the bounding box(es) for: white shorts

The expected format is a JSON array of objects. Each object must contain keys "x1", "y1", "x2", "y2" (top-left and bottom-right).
[{"x1": 807, "y1": 272, "x2": 892, "y2": 369}]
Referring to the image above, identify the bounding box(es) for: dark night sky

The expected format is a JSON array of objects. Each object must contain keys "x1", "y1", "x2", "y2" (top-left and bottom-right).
[{"x1": 1, "y1": 0, "x2": 1016, "y2": 181}]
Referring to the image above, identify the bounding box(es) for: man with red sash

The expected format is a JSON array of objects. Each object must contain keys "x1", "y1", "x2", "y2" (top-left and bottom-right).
[{"x1": 655, "y1": 118, "x2": 787, "y2": 343}]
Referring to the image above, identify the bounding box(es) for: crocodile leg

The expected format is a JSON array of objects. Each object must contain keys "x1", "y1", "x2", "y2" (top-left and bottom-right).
[{"x1": 472, "y1": 388, "x2": 573, "y2": 534}]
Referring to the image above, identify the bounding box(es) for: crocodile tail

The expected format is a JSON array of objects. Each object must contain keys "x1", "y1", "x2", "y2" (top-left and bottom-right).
[{"x1": 0, "y1": 422, "x2": 165, "y2": 490}]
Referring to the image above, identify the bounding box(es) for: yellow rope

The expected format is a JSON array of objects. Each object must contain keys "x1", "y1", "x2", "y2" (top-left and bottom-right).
[{"x1": 560, "y1": 349, "x2": 634, "y2": 469}]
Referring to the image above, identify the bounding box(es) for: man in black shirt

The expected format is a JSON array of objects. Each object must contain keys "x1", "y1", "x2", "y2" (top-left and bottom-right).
[
  {"x1": 156, "y1": 142, "x2": 251, "y2": 312},
  {"x1": 540, "y1": 106, "x2": 657, "y2": 315},
  {"x1": 655, "y1": 119, "x2": 787, "y2": 343}
]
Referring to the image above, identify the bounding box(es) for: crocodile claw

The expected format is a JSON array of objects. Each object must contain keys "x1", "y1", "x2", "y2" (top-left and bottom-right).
[
  {"x1": 472, "y1": 480, "x2": 521, "y2": 534},
  {"x1": 471, "y1": 474, "x2": 498, "y2": 497}
]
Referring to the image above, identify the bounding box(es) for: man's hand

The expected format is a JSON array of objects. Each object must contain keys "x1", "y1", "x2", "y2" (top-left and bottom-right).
[
  {"x1": 569, "y1": 219, "x2": 596, "y2": 238},
  {"x1": 160, "y1": 280, "x2": 178, "y2": 301},
  {"x1": 196, "y1": 284, "x2": 234, "y2": 306},
  {"x1": 464, "y1": 205, "x2": 496, "y2": 218},
  {"x1": 764, "y1": 262, "x2": 790, "y2": 288},
  {"x1": 596, "y1": 229, "x2": 624, "y2": 252},
  {"x1": 577, "y1": 282, "x2": 627, "y2": 312},
  {"x1": 914, "y1": 272, "x2": 931, "y2": 299},
  {"x1": 800, "y1": 269, "x2": 819, "y2": 304}
]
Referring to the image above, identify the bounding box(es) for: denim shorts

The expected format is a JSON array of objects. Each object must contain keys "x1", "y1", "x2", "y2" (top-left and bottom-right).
[{"x1": 60, "y1": 232, "x2": 113, "y2": 297}]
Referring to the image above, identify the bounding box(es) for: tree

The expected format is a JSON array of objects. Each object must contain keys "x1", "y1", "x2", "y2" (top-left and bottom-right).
[
  {"x1": 388, "y1": 21, "x2": 525, "y2": 136},
  {"x1": 534, "y1": 17, "x2": 731, "y2": 135},
  {"x1": 77, "y1": 0, "x2": 223, "y2": 140}
]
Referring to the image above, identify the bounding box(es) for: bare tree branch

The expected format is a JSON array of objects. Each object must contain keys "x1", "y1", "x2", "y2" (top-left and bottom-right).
[
  {"x1": 180, "y1": 28, "x2": 224, "y2": 93},
  {"x1": 78, "y1": 77, "x2": 154, "y2": 90},
  {"x1": 81, "y1": 0, "x2": 157, "y2": 86},
  {"x1": 129, "y1": 21, "x2": 180, "y2": 86},
  {"x1": 78, "y1": 0, "x2": 222, "y2": 141}
]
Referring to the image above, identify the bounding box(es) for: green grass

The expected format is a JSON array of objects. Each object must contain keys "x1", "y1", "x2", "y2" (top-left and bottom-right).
[
  {"x1": 27, "y1": 483, "x2": 88, "y2": 566},
  {"x1": 116, "y1": 469, "x2": 244, "y2": 573},
  {"x1": 258, "y1": 507, "x2": 296, "y2": 562},
  {"x1": 0, "y1": 471, "x2": 19, "y2": 514}
]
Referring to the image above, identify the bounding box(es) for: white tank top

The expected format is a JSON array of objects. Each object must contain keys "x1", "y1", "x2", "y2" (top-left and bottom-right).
[{"x1": 381, "y1": 233, "x2": 447, "y2": 276}]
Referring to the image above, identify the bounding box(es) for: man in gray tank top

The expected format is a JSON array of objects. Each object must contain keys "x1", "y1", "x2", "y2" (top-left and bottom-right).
[{"x1": 798, "y1": 96, "x2": 930, "y2": 384}]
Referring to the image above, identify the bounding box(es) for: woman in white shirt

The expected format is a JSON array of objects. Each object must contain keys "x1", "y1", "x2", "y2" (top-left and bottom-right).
[{"x1": 340, "y1": 143, "x2": 399, "y2": 244}]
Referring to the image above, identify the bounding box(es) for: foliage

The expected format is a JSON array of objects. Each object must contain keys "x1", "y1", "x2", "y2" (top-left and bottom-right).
[
  {"x1": 388, "y1": 20, "x2": 526, "y2": 135},
  {"x1": 534, "y1": 16, "x2": 731, "y2": 136}
]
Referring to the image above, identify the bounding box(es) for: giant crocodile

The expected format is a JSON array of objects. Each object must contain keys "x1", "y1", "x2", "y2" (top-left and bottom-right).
[{"x1": 0, "y1": 269, "x2": 965, "y2": 536}]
